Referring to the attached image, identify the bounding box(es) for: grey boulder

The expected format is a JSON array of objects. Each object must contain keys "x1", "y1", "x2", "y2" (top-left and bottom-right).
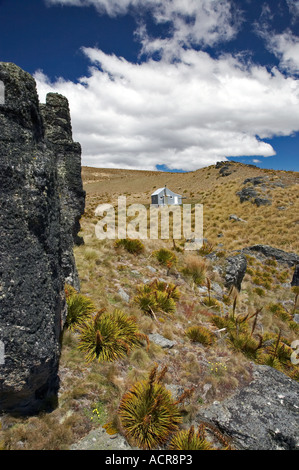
[{"x1": 197, "y1": 365, "x2": 299, "y2": 450}]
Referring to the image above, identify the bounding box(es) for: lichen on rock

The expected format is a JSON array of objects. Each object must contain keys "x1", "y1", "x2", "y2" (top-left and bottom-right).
[{"x1": 0, "y1": 62, "x2": 85, "y2": 415}]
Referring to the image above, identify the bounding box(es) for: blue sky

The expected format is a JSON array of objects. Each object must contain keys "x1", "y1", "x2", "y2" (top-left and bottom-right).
[{"x1": 0, "y1": 0, "x2": 298, "y2": 172}]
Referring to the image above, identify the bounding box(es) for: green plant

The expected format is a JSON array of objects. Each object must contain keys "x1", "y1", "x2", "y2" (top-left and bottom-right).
[
  {"x1": 227, "y1": 331, "x2": 263, "y2": 360},
  {"x1": 114, "y1": 238, "x2": 144, "y2": 254},
  {"x1": 168, "y1": 425, "x2": 213, "y2": 450},
  {"x1": 257, "y1": 353, "x2": 283, "y2": 371},
  {"x1": 208, "y1": 361, "x2": 228, "y2": 375},
  {"x1": 77, "y1": 309, "x2": 149, "y2": 363},
  {"x1": 90, "y1": 401, "x2": 108, "y2": 425},
  {"x1": 202, "y1": 296, "x2": 221, "y2": 310},
  {"x1": 185, "y1": 325, "x2": 215, "y2": 346},
  {"x1": 153, "y1": 248, "x2": 177, "y2": 267},
  {"x1": 253, "y1": 287, "x2": 266, "y2": 297},
  {"x1": 210, "y1": 314, "x2": 234, "y2": 331},
  {"x1": 267, "y1": 303, "x2": 291, "y2": 322},
  {"x1": 118, "y1": 365, "x2": 184, "y2": 449},
  {"x1": 265, "y1": 258, "x2": 278, "y2": 267},
  {"x1": 134, "y1": 280, "x2": 180, "y2": 319},
  {"x1": 64, "y1": 285, "x2": 96, "y2": 331},
  {"x1": 198, "y1": 241, "x2": 214, "y2": 255},
  {"x1": 259, "y1": 330, "x2": 293, "y2": 365}
]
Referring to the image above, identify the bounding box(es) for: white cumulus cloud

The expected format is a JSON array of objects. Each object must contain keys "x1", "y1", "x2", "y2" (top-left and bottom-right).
[
  {"x1": 265, "y1": 30, "x2": 299, "y2": 74},
  {"x1": 255, "y1": 2, "x2": 299, "y2": 75},
  {"x1": 46, "y1": 0, "x2": 241, "y2": 53},
  {"x1": 35, "y1": 47, "x2": 299, "y2": 170}
]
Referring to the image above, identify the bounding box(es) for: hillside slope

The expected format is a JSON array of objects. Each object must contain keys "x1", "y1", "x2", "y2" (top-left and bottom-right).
[
  {"x1": 82, "y1": 161, "x2": 299, "y2": 253},
  {"x1": 1, "y1": 161, "x2": 298, "y2": 451}
]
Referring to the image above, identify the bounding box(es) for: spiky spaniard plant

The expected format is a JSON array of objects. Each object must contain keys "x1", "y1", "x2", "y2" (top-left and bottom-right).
[
  {"x1": 185, "y1": 325, "x2": 215, "y2": 346},
  {"x1": 134, "y1": 280, "x2": 180, "y2": 319},
  {"x1": 64, "y1": 284, "x2": 96, "y2": 331},
  {"x1": 77, "y1": 309, "x2": 149, "y2": 363},
  {"x1": 153, "y1": 248, "x2": 177, "y2": 267},
  {"x1": 118, "y1": 365, "x2": 183, "y2": 449},
  {"x1": 227, "y1": 330, "x2": 263, "y2": 360},
  {"x1": 169, "y1": 424, "x2": 214, "y2": 450}
]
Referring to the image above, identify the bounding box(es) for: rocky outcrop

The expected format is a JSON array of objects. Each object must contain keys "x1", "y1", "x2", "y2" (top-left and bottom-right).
[
  {"x1": 237, "y1": 176, "x2": 273, "y2": 206},
  {"x1": 40, "y1": 92, "x2": 85, "y2": 289},
  {"x1": 225, "y1": 254, "x2": 247, "y2": 291},
  {"x1": 292, "y1": 265, "x2": 299, "y2": 287},
  {"x1": 70, "y1": 426, "x2": 135, "y2": 451},
  {"x1": 237, "y1": 175, "x2": 286, "y2": 207},
  {"x1": 237, "y1": 186, "x2": 272, "y2": 206},
  {"x1": 196, "y1": 365, "x2": 299, "y2": 450},
  {"x1": 215, "y1": 161, "x2": 235, "y2": 177},
  {"x1": 243, "y1": 245, "x2": 299, "y2": 267},
  {"x1": 0, "y1": 62, "x2": 85, "y2": 414}
]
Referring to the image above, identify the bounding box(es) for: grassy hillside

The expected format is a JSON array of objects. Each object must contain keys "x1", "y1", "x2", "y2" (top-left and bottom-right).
[
  {"x1": 83, "y1": 161, "x2": 299, "y2": 252},
  {"x1": 1, "y1": 161, "x2": 298, "y2": 450}
]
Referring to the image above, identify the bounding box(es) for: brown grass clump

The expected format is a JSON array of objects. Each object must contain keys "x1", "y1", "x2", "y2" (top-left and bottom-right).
[{"x1": 181, "y1": 255, "x2": 207, "y2": 285}]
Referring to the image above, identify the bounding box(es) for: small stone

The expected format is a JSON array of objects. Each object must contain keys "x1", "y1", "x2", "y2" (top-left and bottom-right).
[
  {"x1": 202, "y1": 383, "x2": 213, "y2": 400},
  {"x1": 130, "y1": 270, "x2": 140, "y2": 276},
  {"x1": 211, "y1": 281, "x2": 224, "y2": 296},
  {"x1": 165, "y1": 384, "x2": 184, "y2": 400},
  {"x1": 148, "y1": 333, "x2": 176, "y2": 349},
  {"x1": 147, "y1": 266, "x2": 157, "y2": 273},
  {"x1": 117, "y1": 288, "x2": 130, "y2": 303},
  {"x1": 229, "y1": 214, "x2": 247, "y2": 223}
]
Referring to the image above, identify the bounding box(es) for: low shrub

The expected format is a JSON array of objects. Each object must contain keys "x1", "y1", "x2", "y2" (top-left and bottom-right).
[
  {"x1": 153, "y1": 248, "x2": 177, "y2": 267},
  {"x1": 118, "y1": 365, "x2": 183, "y2": 449},
  {"x1": 185, "y1": 325, "x2": 215, "y2": 346},
  {"x1": 169, "y1": 425, "x2": 213, "y2": 450},
  {"x1": 253, "y1": 287, "x2": 266, "y2": 297},
  {"x1": 77, "y1": 309, "x2": 149, "y2": 363},
  {"x1": 65, "y1": 285, "x2": 96, "y2": 331},
  {"x1": 227, "y1": 331, "x2": 262, "y2": 360},
  {"x1": 114, "y1": 238, "x2": 144, "y2": 255},
  {"x1": 134, "y1": 280, "x2": 180, "y2": 318},
  {"x1": 202, "y1": 296, "x2": 221, "y2": 310},
  {"x1": 267, "y1": 303, "x2": 291, "y2": 322}
]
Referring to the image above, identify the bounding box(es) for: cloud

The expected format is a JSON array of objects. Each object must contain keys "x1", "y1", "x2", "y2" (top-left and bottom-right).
[
  {"x1": 286, "y1": 0, "x2": 299, "y2": 20},
  {"x1": 46, "y1": 0, "x2": 242, "y2": 53},
  {"x1": 265, "y1": 30, "x2": 299, "y2": 74},
  {"x1": 35, "y1": 47, "x2": 299, "y2": 171},
  {"x1": 255, "y1": 2, "x2": 299, "y2": 75}
]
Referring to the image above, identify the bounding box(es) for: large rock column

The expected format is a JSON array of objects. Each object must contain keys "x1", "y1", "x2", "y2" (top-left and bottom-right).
[{"x1": 0, "y1": 62, "x2": 85, "y2": 414}]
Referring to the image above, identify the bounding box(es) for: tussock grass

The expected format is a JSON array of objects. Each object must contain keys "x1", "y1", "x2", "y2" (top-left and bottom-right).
[{"x1": 3, "y1": 162, "x2": 299, "y2": 450}]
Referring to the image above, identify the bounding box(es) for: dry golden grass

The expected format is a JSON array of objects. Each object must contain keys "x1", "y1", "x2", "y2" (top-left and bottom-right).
[{"x1": 1, "y1": 161, "x2": 298, "y2": 450}]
